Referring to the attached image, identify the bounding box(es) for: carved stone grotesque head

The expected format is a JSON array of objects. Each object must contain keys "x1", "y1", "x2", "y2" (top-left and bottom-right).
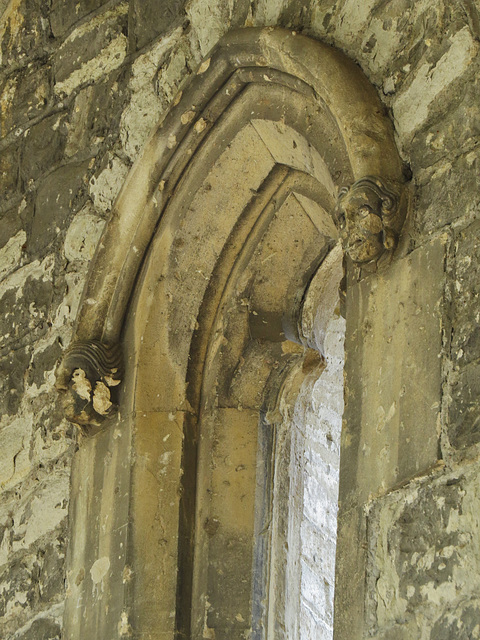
[
  {"x1": 55, "y1": 340, "x2": 123, "y2": 434},
  {"x1": 336, "y1": 176, "x2": 404, "y2": 264}
]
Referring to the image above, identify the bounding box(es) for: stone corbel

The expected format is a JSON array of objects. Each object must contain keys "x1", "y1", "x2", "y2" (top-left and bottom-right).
[
  {"x1": 55, "y1": 340, "x2": 123, "y2": 434},
  {"x1": 335, "y1": 176, "x2": 406, "y2": 265}
]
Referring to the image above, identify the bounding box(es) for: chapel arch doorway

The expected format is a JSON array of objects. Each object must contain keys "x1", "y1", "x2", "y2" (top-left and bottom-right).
[{"x1": 57, "y1": 27, "x2": 407, "y2": 640}]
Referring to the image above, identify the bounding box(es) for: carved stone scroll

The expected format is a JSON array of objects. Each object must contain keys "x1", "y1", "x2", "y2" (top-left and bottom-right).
[{"x1": 55, "y1": 340, "x2": 123, "y2": 432}]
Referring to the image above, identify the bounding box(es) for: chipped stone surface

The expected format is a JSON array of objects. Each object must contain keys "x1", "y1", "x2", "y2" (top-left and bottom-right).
[
  {"x1": 393, "y1": 27, "x2": 478, "y2": 139},
  {"x1": 63, "y1": 204, "x2": 105, "y2": 263},
  {"x1": 89, "y1": 155, "x2": 129, "y2": 215},
  {"x1": 54, "y1": 34, "x2": 128, "y2": 97},
  {"x1": 53, "y1": 3, "x2": 129, "y2": 97},
  {"x1": 366, "y1": 464, "x2": 480, "y2": 639},
  {"x1": 186, "y1": 0, "x2": 231, "y2": 56},
  {"x1": 128, "y1": 0, "x2": 187, "y2": 51},
  {"x1": 120, "y1": 27, "x2": 183, "y2": 161},
  {"x1": 0, "y1": 230, "x2": 25, "y2": 281},
  {"x1": 30, "y1": 161, "x2": 91, "y2": 258}
]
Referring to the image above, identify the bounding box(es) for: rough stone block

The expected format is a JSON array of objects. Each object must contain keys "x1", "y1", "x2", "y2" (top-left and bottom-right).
[
  {"x1": 53, "y1": 5, "x2": 128, "y2": 96},
  {"x1": 0, "y1": 207, "x2": 25, "y2": 253},
  {"x1": 0, "y1": 142, "x2": 20, "y2": 208},
  {"x1": 0, "y1": 64, "x2": 51, "y2": 135},
  {"x1": 0, "y1": 0, "x2": 52, "y2": 70},
  {"x1": 15, "y1": 617, "x2": 61, "y2": 640},
  {"x1": 392, "y1": 27, "x2": 478, "y2": 142},
  {"x1": 430, "y1": 599, "x2": 480, "y2": 640},
  {"x1": 0, "y1": 553, "x2": 37, "y2": 628},
  {"x1": 449, "y1": 362, "x2": 480, "y2": 449},
  {"x1": 20, "y1": 114, "x2": 68, "y2": 183},
  {"x1": 65, "y1": 74, "x2": 126, "y2": 158},
  {"x1": 0, "y1": 347, "x2": 32, "y2": 416},
  {"x1": 414, "y1": 150, "x2": 479, "y2": 238},
  {"x1": 129, "y1": 0, "x2": 187, "y2": 51},
  {"x1": 451, "y1": 218, "x2": 480, "y2": 366},
  {"x1": 30, "y1": 161, "x2": 90, "y2": 257},
  {"x1": 408, "y1": 58, "x2": 480, "y2": 173},
  {"x1": 63, "y1": 204, "x2": 105, "y2": 263},
  {"x1": 0, "y1": 258, "x2": 54, "y2": 354},
  {"x1": 0, "y1": 229, "x2": 26, "y2": 281},
  {"x1": 25, "y1": 340, "x2": 62, "y2": 391},
  {"x1": 366, "y1": 468, "x2": 480, "y2": 638},
  {"x1": 49, "y1": 0, "x2": 110, "y2": 38},
  {"x1": 37, "y1": 537, "x2": 66, "y2": 604},
  {"x1": 0, "y1": 414, "x2": 33, "y2": 490},
  {"x1": 0, "y1": 526, "x2": 66, "y2": 636},
  {"x1": 120, "y1": 29, "x2": 182, "y2": 161},
  {"x1": 0, "y1": 471, "x2": 69, "y2": 565}
]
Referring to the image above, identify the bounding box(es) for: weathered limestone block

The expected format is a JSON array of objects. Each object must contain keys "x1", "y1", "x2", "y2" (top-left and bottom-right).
[
  {"x1": 0, "y1": 208, "x2": 26, "y2": 257},
  {"x1": 0, "y1": 142, "x2": 20, "y2": 208},
  {"x1": 446, "y1": 216, "x2": 480, "y2": 450},
  {"x1": 30, "y1": 161, "x2": 90, "y2": 256},
  {"x1": 366, "y1": 465, "x2": 480, "y2": 639},
  {"x1": 392, "y1": 27, "x2": 478, "y2": 142},
  {"x1": 49, "y1": 0, "x2": 111, "y2": 38},
  {"x1": 0, "y1": 0, "x2": 52, "y2": 69},
  {"x1": 120, "y1": 27, "x2": 183, "y2": 161},
  {"x1": 53, "y1": 4, "x2": 129, "y2": 97},
  {"x1": 0, "y1": 256, "x2": 54, "y2": 355},
  {"x1": 128, "y1": 0, "x2": 187, "y2": 51},
  {"x1": 0, "y1": 229, "x2": 25, "y2": 280},
  {"x1": 65, "y1": 72, "x2": 127, "y2": 159},
  {"x1": 415, "y1": 150, "x2": 480, "y2": 239},
  {"x1": 20, "y1": 113, "x2": 68, "y2": 183},
  {"x1": 0, "y1": 413, "x2": 33, "y2": 490},
  {"x1": 186, "y1": 0, "x2": 250, "y2": 56},
  {"x1": 0, "y1": 63, "x2": 52, "y2": 135},
  {"x1": 63, "y1": 203, "x2": 105, "y2": 263},
  {"x1": 0, "y1": 461, "x2": 69, "y2": 635},
  {"x1": 449, "y1": 363, "x2": 480, "y2": 450},
  {"x1": 0, "y1": 347, "x2": 32, "y2": 416},
  {"x1": 342, "y1": 236, "x2": 445, "y2": 504},
  {"x1": 452, "y1": 218, "x2": 480, "y2": 367},
  {"x1": 88, "y1": 154, "x2": 129, "y2": 215},
  {"x1": 14, "y1": 617, "x2": 62, "y2": 640},
  {"x1": 407, "y1": 57, "x2": 480, "y2": 173}
]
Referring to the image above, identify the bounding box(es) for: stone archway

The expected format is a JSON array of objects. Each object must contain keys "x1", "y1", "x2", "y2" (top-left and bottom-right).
[{"x1": 56, "y1": 27, "x2": 406, "y2": 640}]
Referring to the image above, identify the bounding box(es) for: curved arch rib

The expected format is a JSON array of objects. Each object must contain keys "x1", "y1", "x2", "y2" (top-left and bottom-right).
[{"x1": 56, "y1": 26, "x2": 406, "y2": 431}]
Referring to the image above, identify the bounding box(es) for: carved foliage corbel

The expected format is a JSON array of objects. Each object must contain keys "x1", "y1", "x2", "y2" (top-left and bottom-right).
[
  {"x1": 55, "y1": 340, "x2": 123, "y2": 434},
  {"x1": 335, "y1": 176, "x2": 406, "y2": 265}
]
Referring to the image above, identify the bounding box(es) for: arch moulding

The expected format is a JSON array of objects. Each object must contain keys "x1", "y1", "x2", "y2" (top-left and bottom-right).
[{"x1": 56, "y1": 27, "x2": 407, "y2": 640}]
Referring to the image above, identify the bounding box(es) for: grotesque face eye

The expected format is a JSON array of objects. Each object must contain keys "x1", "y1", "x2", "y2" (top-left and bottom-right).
[
  {"x1": 358, "y1": 204, "x2": 373, "y2": 217},
  {"x1": 357, "y1": 206, "x2": 383, "y2": 234}
]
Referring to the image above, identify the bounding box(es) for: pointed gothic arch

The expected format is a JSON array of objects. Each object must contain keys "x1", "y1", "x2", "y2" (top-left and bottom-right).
[{"x1": 56, "y1": 27, "x2": 407, "y2": 640}]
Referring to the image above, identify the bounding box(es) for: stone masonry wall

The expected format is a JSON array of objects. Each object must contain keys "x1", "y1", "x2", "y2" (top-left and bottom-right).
[{"x1": 0, "y1": 0, "x2": 479, "y2": 638}]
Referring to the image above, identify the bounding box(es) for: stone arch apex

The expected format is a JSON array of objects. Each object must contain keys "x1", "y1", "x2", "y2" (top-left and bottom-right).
[{"x1": 55, "y1": 26, "x2": 407, "y2": 432}]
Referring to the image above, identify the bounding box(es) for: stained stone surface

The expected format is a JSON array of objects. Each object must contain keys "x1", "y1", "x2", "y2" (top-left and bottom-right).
[{"x1": 0, "y1": 1, "x2": 479, "y2": 639}]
